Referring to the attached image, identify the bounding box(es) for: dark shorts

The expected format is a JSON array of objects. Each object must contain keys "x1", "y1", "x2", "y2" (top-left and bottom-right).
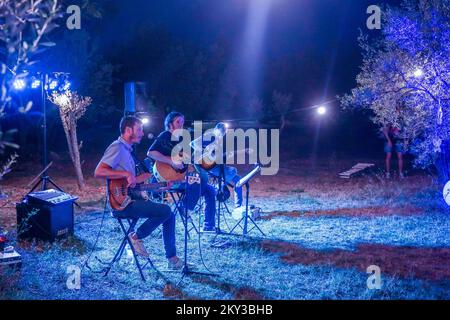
[{"x1": 384, "y1": 141, "x2": 406, "y2": 154}]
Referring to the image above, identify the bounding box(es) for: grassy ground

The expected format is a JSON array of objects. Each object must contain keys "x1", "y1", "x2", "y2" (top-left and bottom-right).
[{"x1": 0, "y1": 157, "x2": 449, "y2": 299}]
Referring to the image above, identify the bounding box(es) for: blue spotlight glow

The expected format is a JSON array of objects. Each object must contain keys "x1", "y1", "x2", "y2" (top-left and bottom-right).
[
  {"x1": 317, "y1": 106, "x2": 327, "y2": 115},
  {"x1": 141, "y1": 117, "x2": 150, "y2": 125},
  {"x1": 63, "y1": 81, "x2": 71, "y2": 91},
  {"x1": 31, "y1": 79, "x2": 41, "y2": 89},
  {"x1": 49, "y1": 80, "x2": 58, "y2": 90},
  {"x1": 414, "y1": 69, "x2": 424, "y2": 78},
  {"x1": 13, "y1": 79, "x2": 26, "y2": 90}
]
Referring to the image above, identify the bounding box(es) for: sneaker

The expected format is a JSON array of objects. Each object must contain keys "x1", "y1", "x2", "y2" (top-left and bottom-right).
[
  {"x1": 385, "y1": 172, "x2": 391, "y2": 179},
  {"x1": 399, "y1": 172, "x2": 405, "y2": 179},
  {"x1": 231, "y1": 206, "x2": 245, "y2": 220},
  {"x1": 128, "y1": 232, "x2": 149, "y2": 258}
]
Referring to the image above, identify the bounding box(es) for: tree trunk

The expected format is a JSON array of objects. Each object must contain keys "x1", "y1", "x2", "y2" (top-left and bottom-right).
[
  {"x1": 64, "y1": 124, "x2": 75, "y2": 164},
  {"x1": 68, "y1": 119, "x2": 86, "y2": 190}
]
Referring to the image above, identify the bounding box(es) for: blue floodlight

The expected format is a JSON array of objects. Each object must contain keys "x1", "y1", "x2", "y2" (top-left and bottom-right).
[
  {"x1": 31, "y1": 79, "x2": 41, "y2": 89},
  {"x1": 49, "y1": 80, "x2": 58, "y2": 90},
  {"x1": 414, "y1": 69, "x2": 424, "y2": 78},
  {"x1": 13, "y1": 79, "x2": 26, "y2": 90},
  {"x1": 317, "y1": 106, "x2": 327, "y2": 115},
  {"x1": 63, "y1": 81, "x2": 71, "y2": 91},
  {"x1": 141, "y1": 116, "x2": 150, "y2": 125}
]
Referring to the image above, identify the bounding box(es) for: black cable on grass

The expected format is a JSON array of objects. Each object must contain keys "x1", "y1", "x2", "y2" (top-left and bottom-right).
[{"x1": 81, "y1": 195, "x2": 108, "y2": 274}]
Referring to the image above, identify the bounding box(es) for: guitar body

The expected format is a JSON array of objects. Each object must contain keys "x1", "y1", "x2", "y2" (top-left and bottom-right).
[
  {"x1": 108, "y1": 173, "x2": 165, "y2": 211},
  {"x1": 108, "y1": 178, "x2": 134, "y2": 211},
  {"x1": 153, "y1": 161, "x2": 188, "y2": 182}
]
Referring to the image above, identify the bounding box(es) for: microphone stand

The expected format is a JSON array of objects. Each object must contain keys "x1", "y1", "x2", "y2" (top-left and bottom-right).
[{"x1": 215, "y1": 163, "x2": 226, "y2": 232}]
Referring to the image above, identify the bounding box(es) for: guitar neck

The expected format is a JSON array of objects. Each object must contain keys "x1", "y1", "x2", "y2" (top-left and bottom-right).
[
  {"x1": 133, "y1": 182, "x2": 167, "y2": 191},
  {"x1": 134, "y1": 179, "x2": 185, "y2": 190}
]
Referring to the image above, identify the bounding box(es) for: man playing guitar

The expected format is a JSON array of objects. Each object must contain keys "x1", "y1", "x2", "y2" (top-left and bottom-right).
[
  {"x1": 190, "y1": 122, "x2": 243, "y2": 212},
  {"x1": 147, "y1": 112, "x2": 218, "y2": 232},
  {"x1": 94, "y1": 116, "x2": 185, "y2": 269}
]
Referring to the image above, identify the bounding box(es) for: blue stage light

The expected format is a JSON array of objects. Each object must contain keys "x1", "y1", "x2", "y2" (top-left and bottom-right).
[
  {"x1": 63, "y1": 81, "x2": 71, "y2": 91},
  {"x1": 317, "y1": 106, "x2": 327, "y2": 115},
  {"x1": 31, "y1": 79, "x2": 41, "y2": 89},
  {"x1": 49, "y1": 80, "x2": 58, "y2": 90},
  {"x1": 141, "y1": 116, "x2": 150, "y2": 125},
  {"x1": 13, "y1": 79, "x2": 26, "y2": 90},
  {"x1": 414, "y1": 69, "x2": 424, "y2": 78}
]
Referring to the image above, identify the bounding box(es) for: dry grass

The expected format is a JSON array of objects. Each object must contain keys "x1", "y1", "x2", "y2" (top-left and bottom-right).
[{"x1": 1, "y1": 156, "x2": 449, "y2": 300}]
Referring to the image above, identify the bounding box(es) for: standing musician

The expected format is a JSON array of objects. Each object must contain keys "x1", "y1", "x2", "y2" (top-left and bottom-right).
[
  {"x1": 190, "y1": 122, "x2": 243, "y2": 213},
  {"x1": 147, "y1": 112, "x2": 218, "y2": 232},
  {"x1": 94, "y1": 116, "x2": 185, "y2": 270}
]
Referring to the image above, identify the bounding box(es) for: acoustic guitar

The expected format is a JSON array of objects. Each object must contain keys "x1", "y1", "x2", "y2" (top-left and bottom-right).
[
  {"x1": 195, "y1": 146, "x2": 253, "y2": 171},
  {"x1": 152, "y1": 153, "x2": 192, "y2": 182}
]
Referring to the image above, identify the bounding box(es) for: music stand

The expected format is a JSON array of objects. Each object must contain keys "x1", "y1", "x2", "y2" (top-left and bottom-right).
[{"x1": 229, "y1": 164, "x2": 265, "y2": 237}]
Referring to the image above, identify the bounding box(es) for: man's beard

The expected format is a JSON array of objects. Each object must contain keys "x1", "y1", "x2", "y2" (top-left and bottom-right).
[{"x1": 130, "y1": 133, "x2": 141, "y2": 143}]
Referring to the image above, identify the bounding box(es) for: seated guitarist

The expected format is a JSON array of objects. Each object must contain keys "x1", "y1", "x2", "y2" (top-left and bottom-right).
[
  {"x1": 191, "y1": 122, "x2": 243, "y2": 211},
  {"x1": 94, "y1": 116, "x2": 184, "y2": 270},
  {"x1": 147, "y1": 111, "x2": 218, "y2": 232}
]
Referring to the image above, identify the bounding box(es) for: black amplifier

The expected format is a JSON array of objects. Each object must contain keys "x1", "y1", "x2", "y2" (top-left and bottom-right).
[{"x1": 16, "y1": 189, "x2": 78, "y2": 241}]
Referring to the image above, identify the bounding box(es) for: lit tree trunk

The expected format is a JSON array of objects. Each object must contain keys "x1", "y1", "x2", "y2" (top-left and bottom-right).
[
  {"x1": 50, "y1": 91, "x2": 91, "y2": 191},
  {"x1": 64, "y1": 124, "x2": 75, "y2": 165},
  {"x1": 68, "y1": 117, "x2": 86, "y2": 190}
]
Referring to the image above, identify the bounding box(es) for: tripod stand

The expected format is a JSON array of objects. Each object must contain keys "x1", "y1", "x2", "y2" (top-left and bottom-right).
[
  {"x1": 228, "y1": 165, "x2": 265, "y2": 237},
  {"x1": 27, "y1": 73, "x2": 76, "y2": 204}
]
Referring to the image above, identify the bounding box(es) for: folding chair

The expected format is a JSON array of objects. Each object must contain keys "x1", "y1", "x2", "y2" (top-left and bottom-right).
[
  {"x1": 102, "y1": 186, "x2": 159, "y2": 282},
  {"x1": 103, "y1": 215, "x2": 151, "y2": 281}
]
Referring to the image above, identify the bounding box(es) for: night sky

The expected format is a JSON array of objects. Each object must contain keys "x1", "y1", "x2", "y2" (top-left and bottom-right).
[
  {"x1": 5, "y1": 0, "x2": 406, "y2": 158},
  {"x1": 84, "y1": 0, "x2": 403, "y2": 157},
  {"x1": 96, "y1": 0, "x2": 401, "y2": 103}
]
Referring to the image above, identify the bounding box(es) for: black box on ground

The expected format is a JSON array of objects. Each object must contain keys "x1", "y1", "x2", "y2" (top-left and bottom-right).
[{"x1": 16, "y1": 189, "x2": 78, "y2": 241}]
